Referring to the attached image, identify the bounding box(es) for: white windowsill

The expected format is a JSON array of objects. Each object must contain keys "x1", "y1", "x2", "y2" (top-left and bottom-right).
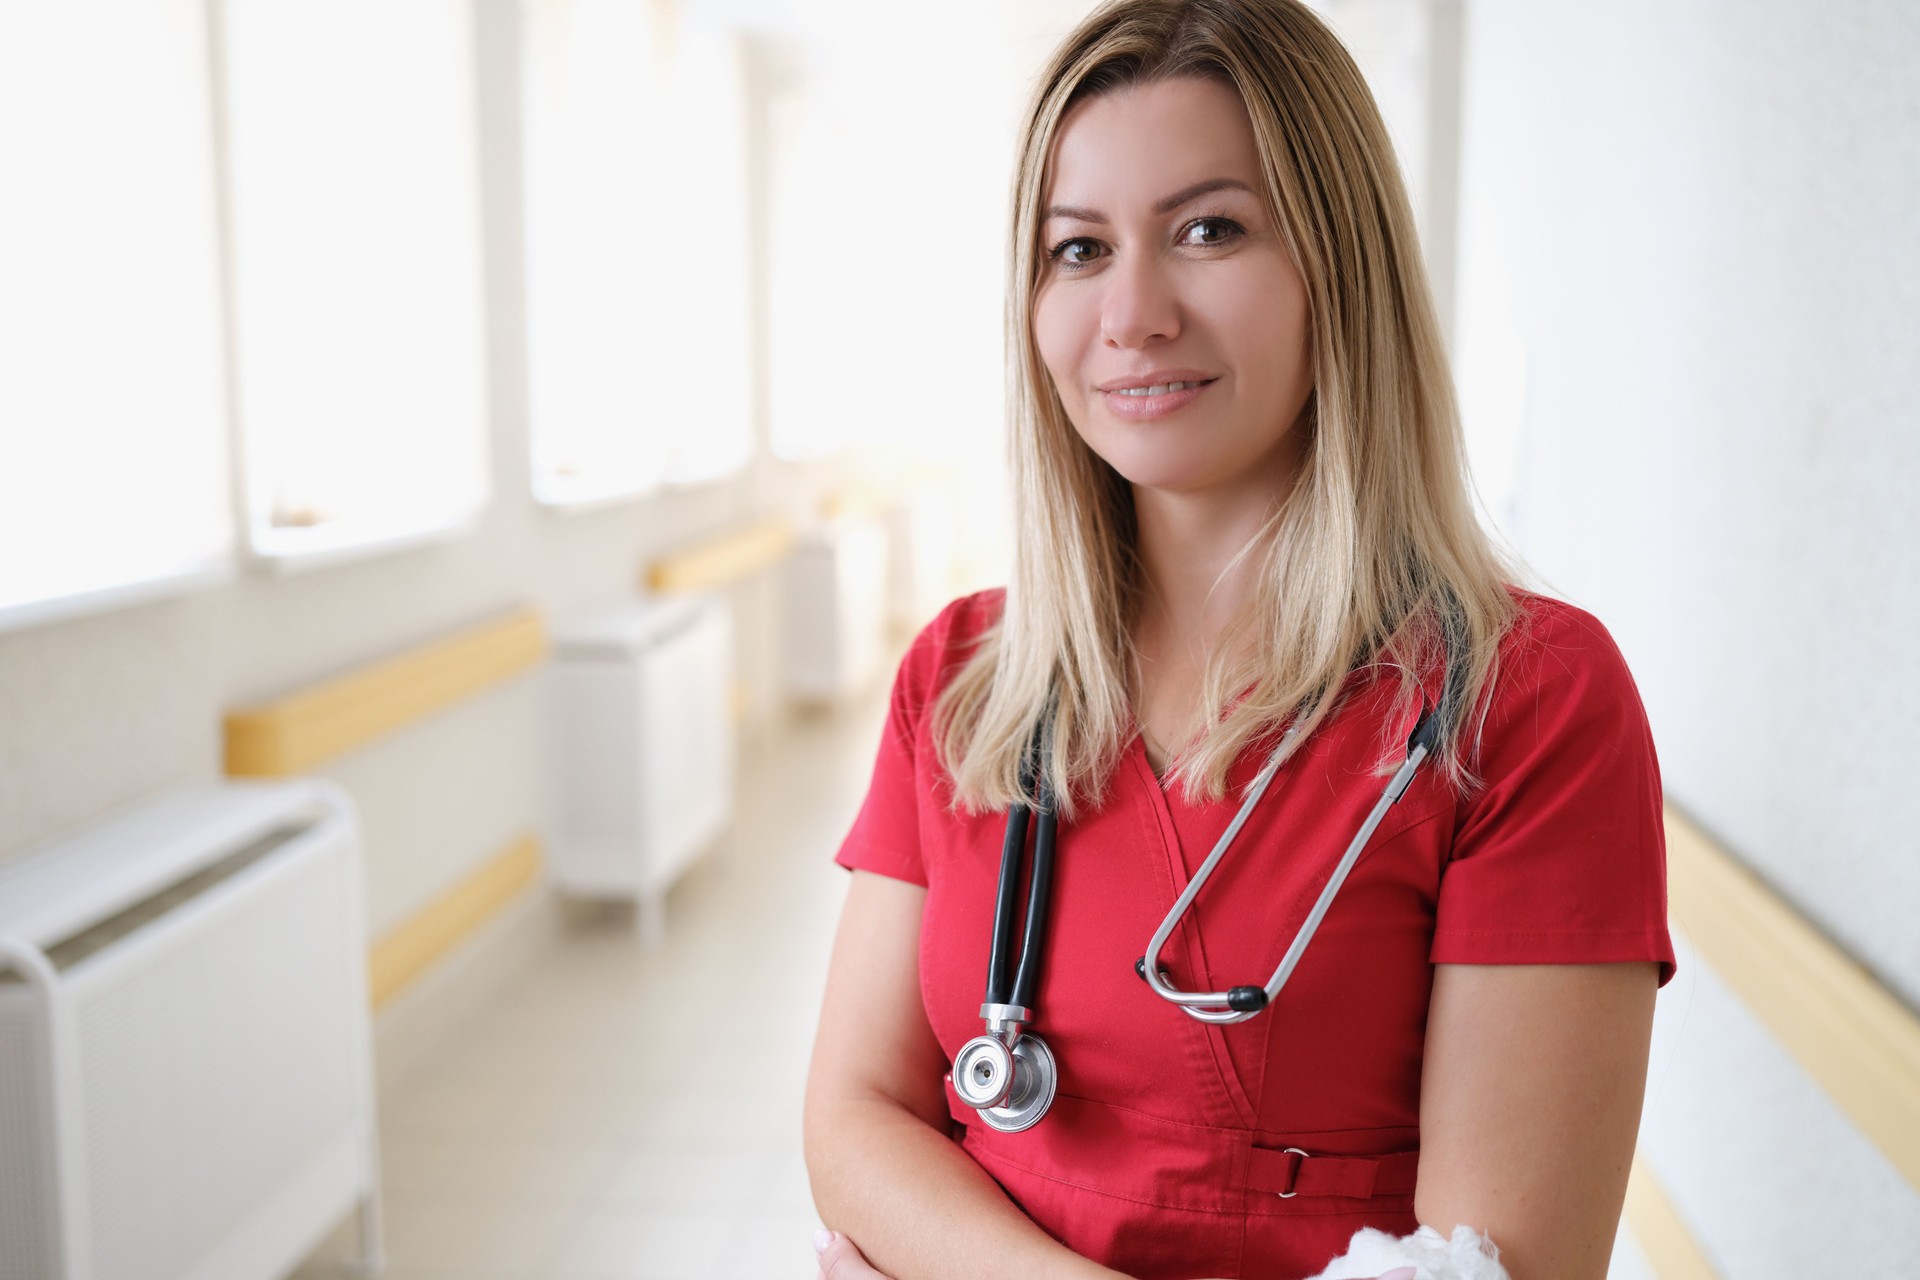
[
  {"x1": 246, "y1": 510, "x2": 484, "y2": 576},
  {"x1": 534, "y1": 463, "x2": 748, "y2": 516},
  {"x1": 0, "y1": 560, "x2": 236, "y2": 638},
  {"x1": 533, "y1": 478, "x2": 662, "y2": 517}
]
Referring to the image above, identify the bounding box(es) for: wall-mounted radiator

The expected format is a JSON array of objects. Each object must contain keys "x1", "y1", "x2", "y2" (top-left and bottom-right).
[
  {"x1": 0, "y1": 780, "x2": 382, "y2": 1280},
  {"x1": 544, "y1": 595, "x2": 735, "y2": 940},
  {"x1": 783, "y1": 517, "x2": 889, "y2": 704},
  {"x1": 884, "y1": 488, "x2": 955, "y2": 633}
]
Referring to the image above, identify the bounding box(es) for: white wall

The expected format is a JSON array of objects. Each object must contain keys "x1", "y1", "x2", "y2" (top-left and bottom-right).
[{"x1": 1454, "y1": 0, "x2": 1920, "y2": 1269}]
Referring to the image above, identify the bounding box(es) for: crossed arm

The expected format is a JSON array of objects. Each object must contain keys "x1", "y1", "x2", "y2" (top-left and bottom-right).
[
  {"x1": 803, "y1": 869, "x2": 1657, "y2": 1280},
  {"x1": 803, "y1": 870, "x2": 1123, "y2": 1280}
]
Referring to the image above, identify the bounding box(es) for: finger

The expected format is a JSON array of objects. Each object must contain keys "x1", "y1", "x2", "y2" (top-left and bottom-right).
[{"x1": 814, "y1": 1228, "x2": 878, "y2": 1278}]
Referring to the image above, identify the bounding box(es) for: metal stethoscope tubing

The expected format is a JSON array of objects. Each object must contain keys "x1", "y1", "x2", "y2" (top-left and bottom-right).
[
  {"x1": 951, "y1": 743, "x2": 1061, "y2": 1133},
  {"x1": 1137, "y1": 709, "x2": 1443, "y2": 1024}
]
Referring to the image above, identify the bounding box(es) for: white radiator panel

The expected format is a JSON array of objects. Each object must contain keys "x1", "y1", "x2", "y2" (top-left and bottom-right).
[
  {"x1": 0, "y1": 1001, "x2": 56, "y2": 1278},
  {"x1": 74, "y1": 840, "x2": 358, "y2": 1278},
  {"x1": 783, "y1": 518, "x2": 889, "y2": 703},
  {"x1": 633, "y1": 606, "x2": 733, "y2": 879},
  {"x1": 0, "y1": 781, "x2": 381, "y2": 1280},
  {"x1": 545, "y1": 596, "x2": 736, "y2": 919},
  {"x1": 884, "y1": 489, "x2": 955, "y2": 630}
]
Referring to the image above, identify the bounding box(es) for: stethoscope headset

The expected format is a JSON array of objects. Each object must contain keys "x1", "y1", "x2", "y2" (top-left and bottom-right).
[{"x1": 951, "y1": 622, "x2": 1470, "y2": 1134}]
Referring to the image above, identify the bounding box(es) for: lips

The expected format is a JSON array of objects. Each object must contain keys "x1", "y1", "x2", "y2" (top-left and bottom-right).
[
  {"x1": 1098, "y1": 377, "x2": 1216, "y2": 420},
  {"x1": 1096, "y1": 369, "x2": 1218, "y2": 392}
]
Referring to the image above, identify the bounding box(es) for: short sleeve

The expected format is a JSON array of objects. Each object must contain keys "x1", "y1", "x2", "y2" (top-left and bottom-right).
[
  {"x1": 831, "y1": 592, "x2": 994, "y2": 887},
  {"x1": 833, "y1": 646, "x2": 930, "y2": 886},
  {"x1": 1431, "y1": 599, "x2": 1678, "y2": 987}
]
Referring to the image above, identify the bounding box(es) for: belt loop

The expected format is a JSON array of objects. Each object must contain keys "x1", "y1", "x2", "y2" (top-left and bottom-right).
[{"x1": 1275, "y1": 1146, "x2": 1308, "y2": 1199}]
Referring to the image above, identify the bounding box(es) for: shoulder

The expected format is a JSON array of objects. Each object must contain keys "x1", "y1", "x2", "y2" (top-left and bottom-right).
[
  {"x1": 1486, "y1": 587, "x2": 1645, "y2": 712},
  {"x1": 892, "y1": 587, "x2": 1006, "y2": 710},
  {"x1": 1469, "y1": 586, "x2": 1656, "y2": 774}
]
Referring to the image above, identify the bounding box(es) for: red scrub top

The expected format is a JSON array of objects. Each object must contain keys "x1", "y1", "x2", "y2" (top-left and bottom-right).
[{"x1": 834, "y1": 587, "x2": 1676, "y2": 1280}]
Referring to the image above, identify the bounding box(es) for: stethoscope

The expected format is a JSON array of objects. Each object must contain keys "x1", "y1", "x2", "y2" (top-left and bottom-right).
[{"x1": 950, "y1": 701, "x2": 1446, "y2": 1133}]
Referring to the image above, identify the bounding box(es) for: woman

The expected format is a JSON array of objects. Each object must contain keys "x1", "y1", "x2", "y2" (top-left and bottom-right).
[{"x1": 804, "y1": 2, "x2": 1674, "y2": 1278}]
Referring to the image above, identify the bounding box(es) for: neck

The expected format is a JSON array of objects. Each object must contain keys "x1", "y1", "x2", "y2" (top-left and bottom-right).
[{"x1": 1130, "y1": 445, "x2": 1303, "y2": 651}]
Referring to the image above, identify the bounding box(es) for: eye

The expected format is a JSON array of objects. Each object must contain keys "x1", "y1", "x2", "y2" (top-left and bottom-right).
[
  {"x1": 1044, "y1": 216, "x2": 1245, "y2": 272},
  {"x1": 1181, "y1": 216, "x2": 1245, "y2": 247},
  {"x1": 1045, "y1": 237, "x2": 1103, "y2": 270}
]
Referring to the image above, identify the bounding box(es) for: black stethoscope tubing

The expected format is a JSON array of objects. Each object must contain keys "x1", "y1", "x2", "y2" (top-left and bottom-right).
[
  {"x1": 985, "y1": 749, "x2": 1056, "y2": 1014},
  {"x1": 950, "y1": 735, "x2": 1061, "y2": 1132}
]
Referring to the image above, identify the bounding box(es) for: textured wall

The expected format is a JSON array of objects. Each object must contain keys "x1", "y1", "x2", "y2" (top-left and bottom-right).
[{"x1": 1454, "y1": 0, "x2": 1920, "y2": 1270}]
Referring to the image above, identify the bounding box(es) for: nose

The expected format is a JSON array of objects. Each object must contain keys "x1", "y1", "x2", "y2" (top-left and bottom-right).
[{"x1": 1099, "y1": 252, "x2": 1180, "y2": 350}]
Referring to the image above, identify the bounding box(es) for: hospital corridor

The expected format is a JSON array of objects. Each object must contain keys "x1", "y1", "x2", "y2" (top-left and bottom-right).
[
  {"x1": 3, "y1": 1, "x2": 1918, "y2": 1279},
  {"x1": 289, "y1": 692, "x2": 885, "y2": 1278}
]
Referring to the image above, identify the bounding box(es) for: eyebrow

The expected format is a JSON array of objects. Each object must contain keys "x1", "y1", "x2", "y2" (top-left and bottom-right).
[{"x1": 1042, "y1": 177, "x2": 1259, "y2": 225}]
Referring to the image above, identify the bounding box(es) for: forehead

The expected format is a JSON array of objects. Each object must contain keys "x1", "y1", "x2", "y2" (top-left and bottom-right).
[{"x1": 1043, "y1": 77, "x2": 1262, "y2": 209}]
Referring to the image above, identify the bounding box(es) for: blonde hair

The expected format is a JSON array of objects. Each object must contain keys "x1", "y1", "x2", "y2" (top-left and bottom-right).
[{"x1": 933, "y1": 0, "x2": 1532, "y2": 820}]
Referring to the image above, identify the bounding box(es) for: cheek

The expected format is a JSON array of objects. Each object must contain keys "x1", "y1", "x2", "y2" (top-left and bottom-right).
[
  {"x1": 1224, "y1": 272, "x2": 1309, "y2": 363},
  {"x1": 1031, "y1": 290, "x2": 1088, "y2": 403},
  {"x1": 1224, "y1": 292, "x2": 1313, "y2": 419}
]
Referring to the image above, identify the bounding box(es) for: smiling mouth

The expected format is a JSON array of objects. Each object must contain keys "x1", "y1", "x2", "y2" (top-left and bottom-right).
[{"x1": 1108, "y1": 379, "x2": 1216, "y2": 398}]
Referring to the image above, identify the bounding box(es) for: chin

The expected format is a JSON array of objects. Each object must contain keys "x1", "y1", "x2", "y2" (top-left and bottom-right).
[
  {"x1": 1102, "y1": 457, "x2": 1233, "y2": 496},
  {"x1": 1084, "y1": 433, "x2": 1239, "y2": 495}
]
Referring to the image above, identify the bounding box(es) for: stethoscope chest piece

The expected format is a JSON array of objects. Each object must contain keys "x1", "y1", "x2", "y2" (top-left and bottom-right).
[
  {"x1": 953, "y1": 1028, "x2": 1056, "y2": 1133},
  {"x1": 953, "y1": 732, "x2": 1063, "y2": 1136}
]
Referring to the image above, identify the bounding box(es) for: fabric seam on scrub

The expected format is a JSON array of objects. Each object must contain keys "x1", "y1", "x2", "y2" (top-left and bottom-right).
[
  {"x1": 1432, "y1": 925, "x2": 1671, "y2": 939},
  {"x1": 1125, "y1": 735, "x2": 1261, "y2": 1129},
  {"x1": 963, "y1": 1139, "x2": 1415, "y2": 1219}
]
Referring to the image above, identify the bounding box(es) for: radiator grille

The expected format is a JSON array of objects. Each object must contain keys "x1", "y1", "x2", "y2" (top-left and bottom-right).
[
  {"x1": 71, "y1": 830, "x2": 362, "y2": 1280},
  {"x1": 0, "y1": 1003, "x2": 55, "y2": 1278}
]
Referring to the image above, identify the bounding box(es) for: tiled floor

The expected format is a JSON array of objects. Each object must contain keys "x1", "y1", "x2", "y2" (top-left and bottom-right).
[{"x1": 293, "y1": 688, "x2": 884, "y2": 1279}]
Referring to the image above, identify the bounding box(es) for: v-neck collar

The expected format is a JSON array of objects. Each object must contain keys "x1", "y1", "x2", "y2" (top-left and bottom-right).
[
  {"x1": 1136, "y1": 734, "x2": 1176, "y2": 794},
  {"x1": 1122, "y1": 731, "x2": 1264, "y2": 1127}
]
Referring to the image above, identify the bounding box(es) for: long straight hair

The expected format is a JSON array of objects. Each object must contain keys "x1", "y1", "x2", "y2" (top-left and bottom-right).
[{"x1": 933, "y1": 0, "x2": 1532, "y2": 820}]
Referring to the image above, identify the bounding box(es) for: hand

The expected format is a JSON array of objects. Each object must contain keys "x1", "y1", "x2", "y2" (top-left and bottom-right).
[
  {"x1": 1200, "y1": 1272, "x2": 1416, "y2": 1280},
  {"x1": 1191, "y1": 1271, "x2": 1415, "y2": 1280},
  {"x1": 814, "y1": 1228, "x2": 894, "y2": 1279}
]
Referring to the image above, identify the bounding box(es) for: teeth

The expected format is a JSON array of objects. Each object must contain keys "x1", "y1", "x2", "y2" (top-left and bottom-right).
[{"x1": 1114, "y1": 381, "x2": 1200, "y2": 397}]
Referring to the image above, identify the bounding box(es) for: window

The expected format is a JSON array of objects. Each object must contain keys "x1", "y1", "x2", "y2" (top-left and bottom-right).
[
  {"x1": 219, "y1": 0, "x2": 491, "y2": 561},
  {"x1": 524, "y1": 0, "x2": 754, "y2": 508},
  {"x1": 0, "y1": 2, "x2": 234, "y2": 631},
  {"x1": 765, "y1": 79, "x2": 852, "y2": 464},
  {"x1": 762, "y1": 28, "x2": 1005, "y2": 470}
]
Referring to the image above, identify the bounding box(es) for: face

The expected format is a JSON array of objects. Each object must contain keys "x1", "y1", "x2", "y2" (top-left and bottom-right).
[{"x1": 1032, "y1": 76, "x2": 1312, "y2": 500}]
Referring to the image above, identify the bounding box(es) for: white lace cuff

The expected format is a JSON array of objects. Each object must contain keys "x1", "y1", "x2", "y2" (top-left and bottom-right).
[{"x1": 1303, "y1": 1223, "x2": 1509, "y2": 1280}]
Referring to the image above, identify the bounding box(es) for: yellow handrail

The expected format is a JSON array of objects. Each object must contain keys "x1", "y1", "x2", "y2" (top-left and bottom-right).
[
  {"x1": 1664, "y1": 803, "x2": 1920, "y2": 1192},
  {"x1": 367, "y1": 834, "x2": 542, "y2": 1011},
  {"x1": 1624, "y1": 1154, "x2": 1720, "y2": 1279},
  {"x1": 224, "y1": 608, "x2": 546, "y2": 777},
  {"x1": 644, "y1": 516, "x2": 795, "y2": 594}
]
